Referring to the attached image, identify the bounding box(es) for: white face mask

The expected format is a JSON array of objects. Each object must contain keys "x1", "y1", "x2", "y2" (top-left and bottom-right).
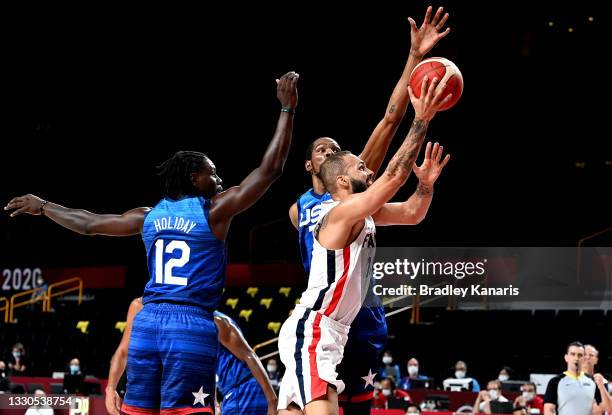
[
  {"x1": 382, "y1": 356, "x2": 393, "y2": 365},
  {"x1": 522, "y1": 391, "x2": 535, "y2": 401},
  {"x1": 498, "y1": 374, "x2": 509, "y2": 382},
  {"x1": 381, "y1": 388, "x2": 392, "y2": 397},
  {"x1": 455, "y1": 370, "x2": 466, "y2": 379},
  {"x1": 267, "y1": 365, "x2": 277, "y2": 374},
  {"x1": 488, "y1": 389, "x2": 499, "y2": 400},
  {"x1": 408, "y1": 365, "x2": 419, "y2": 376}
]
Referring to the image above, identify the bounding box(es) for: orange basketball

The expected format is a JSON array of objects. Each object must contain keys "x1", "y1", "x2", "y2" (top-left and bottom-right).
[{"x1": 409, "y1": 57, "x2": 463, "y2": 111}]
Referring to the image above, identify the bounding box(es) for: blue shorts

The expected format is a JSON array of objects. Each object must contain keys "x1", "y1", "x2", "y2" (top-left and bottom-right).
[
  {"x1": 337, "y1": 306, "x2": 388, "y2": 401},
  {"x1": 221, "y1": 377, "x2": 268, "y2": 415},
  {"x1": 122, "y1": 303, "x2": 218, "y2": 414}
]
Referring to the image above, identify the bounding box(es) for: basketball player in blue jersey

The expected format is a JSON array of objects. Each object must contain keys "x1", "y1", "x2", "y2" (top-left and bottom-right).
[
  {"x1": 288, "y1": 6, "x2": 451, "y2": 414},
  {"x1": 278, "y1": 76, "x2": 452, "y2": 415},
  {"x1": 5, "y1": 71, "x2": 299, "y2": 415},
  {"x1": 105, "y1": 298, "x2": 277, "y2": 415}
]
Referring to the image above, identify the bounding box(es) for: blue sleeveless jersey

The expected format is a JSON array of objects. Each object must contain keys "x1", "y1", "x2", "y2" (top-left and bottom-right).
[
  {"x1": 214, "y1": 311, "x2": 255, "y2": 395},
  {"x1": 141, "y1": 196, "x2": 227, "y2": 311},
  {"x1": 297, "y1": 189, "x2": 331, "y2": 274}
]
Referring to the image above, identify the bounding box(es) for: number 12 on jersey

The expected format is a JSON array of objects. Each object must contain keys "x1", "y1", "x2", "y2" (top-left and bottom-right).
[{"x1": 155, "y1": 239, "x2": 191, "y2": 286}]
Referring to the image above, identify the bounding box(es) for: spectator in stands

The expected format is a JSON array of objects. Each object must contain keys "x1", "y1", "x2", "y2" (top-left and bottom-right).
[
  {"x1": 399, "y1": 357, "x2": 429, "y2": 390},
  {"x1": 266, "y1": 358, "x2": 281, "y2": 394},
  {"x1": 67, "y1": 358, "x2": 83, "y2": 376},
  {"x1": 513, "y1": 381, "x2": 544, "y2": 414},
  {"x1": 443, "y1": 360, "x2": 480, "y2": 392},
  {"x1": 582, "y1": 344, "x2": 599, "y2": 376},
  {"x1": 6, "y1": 343, "x2": 28, "y2": 375},
  {"x1": 25, "y1": 389, "x2": 54, "y2": 415},
  {"x1": 473, "y1": 379, "x2": 509, "y2": 414},
  {"x1": 405, "y1": 403, "x2": 421, "y2": 414},
  {"x1": 498, "y1": 366, "x2": 513, "y2": 382},
  {"x1": 0, "y1": 360, "x2": 10, "y2": 392},
  {"x1": 379, "y1": 350, "x2": 402, "y2": 382},
  {"x1": 373, "y1": 377, "x2": 411, "y2": 410}
]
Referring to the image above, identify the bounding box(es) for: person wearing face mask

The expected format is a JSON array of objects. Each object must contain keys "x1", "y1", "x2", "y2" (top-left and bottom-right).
[
  {"x1": 473, "y1": 380, "x2": 508, "y2": 414},
  {"x1": 405, "y1": 403, "x2": 421, "y2": 414},
  {"x1": 513, "y1": 382, "x2": 544, "y2": 414},
  {"x1": 443, "y1": 360, "x2": 480, "y2": 392},
  {"x1": 68, "y1": 358, "x2": 82, "y2": 376},
  {"x1": 498, "y1": 366, "x2": 513, "y2": 383},
  {"x1": 266, "y1": 358, "x2": 282, "y2": 394},
  {"x1": 373, "y1": 377, "x2": 412, "y2": 410},
  {"x1": 6, "y1": 343, "x2": 28, "y2": 375},
  {"x1": 399, "y1": 358, "x2": 429, "y2": 391},
  {"x1": 379, "y1": 351, "x2": 402, "y2": 382}
]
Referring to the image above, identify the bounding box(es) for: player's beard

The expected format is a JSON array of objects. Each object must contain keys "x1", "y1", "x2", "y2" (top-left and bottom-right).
[{"x1": 350, "y1": 177, "x2": 368, "y2": 194}]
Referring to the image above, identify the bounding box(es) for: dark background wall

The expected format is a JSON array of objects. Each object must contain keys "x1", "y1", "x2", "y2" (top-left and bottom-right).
[{"x1": 1, "y1": 1, "x2": 609, "y2": 296}]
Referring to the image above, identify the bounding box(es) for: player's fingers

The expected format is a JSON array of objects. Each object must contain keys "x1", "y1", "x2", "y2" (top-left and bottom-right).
[
  {"x1": 431, "y1": 7, "x2": 444, "y2": 27},
  {"x1": 432, "y1": 80, "x2": 447, "y2": 104},
  {"x1": 407, "y1": 17, "x2": 417, "y2": 32},
  {"x1": 422, "y1": 5, "x2": 433, "y2": 26},
  {"x1": 441, "y1": 153, "x2": 451, "y2": 168},
  {"x1": 4, "y1": 197, "x2": 23, "y2": 210},
  {"x1": 431, "y1": 142, "x2": 440, "y2": 161},
  {"x1": 427, "y1": 77, "x2": 439, "y2": 101},
  {"x1": 436, "y1": 12, "x2": 449, "y2": 31},
  {"x1": 420, "y1": 76, "x2": 429, "y2": 99},
  {"x1": 436, "y1": 145, "x2": 444, "y2": 163},
  {"x1": 9, "y1": 206, "x2": 27, "y2": 217},
  {"x1": 438, "y1": 27, "x2": 451, "y2": 40},
  {"x1": 424, "y1": 141, "x2": 433, "y2": 160},
  {"x1": 407, "y1": 85, "x2": 416, "y2": 102},
  {"x1": 438, "y1": 93, "x2": 453, "y2": 108}
]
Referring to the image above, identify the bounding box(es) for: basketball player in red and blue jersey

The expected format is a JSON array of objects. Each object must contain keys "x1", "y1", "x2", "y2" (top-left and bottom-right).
[
  {"x1": 5, "y1": 71, "x2": 299, "y2": 415},
  {"x1": 278, "y1": 76, "x2": 453, "y2": 415},
  {"x1": 288, "y1": 7, "x2": 451, "y2": 414}
]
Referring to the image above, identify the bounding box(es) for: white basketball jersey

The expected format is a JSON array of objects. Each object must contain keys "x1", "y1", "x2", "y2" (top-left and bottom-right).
[{"x1": 298, "y1": 199, "x2": 377, "y2": 326}]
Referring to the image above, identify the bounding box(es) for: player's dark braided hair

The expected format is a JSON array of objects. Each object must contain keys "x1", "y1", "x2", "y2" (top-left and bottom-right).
[{"x1": 157, "y1": 151, "x2": 209, "y2": 199}]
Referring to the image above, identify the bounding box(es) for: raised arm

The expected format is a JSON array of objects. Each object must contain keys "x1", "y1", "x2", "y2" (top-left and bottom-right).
[
  {"x1": 215, "y1": 315, "x2": 278, "y2": 415},
  {"x1": 209, "y1": 71, "x2": 299, "y2": 240},
  {"x1": 358, "y1": 5, "x2": 450, "y2": 175},
  {"x1": 319, "y1": 77, "x2": 452, "y2": 249},
  {"x1": 373, "y1": 141, "x2": 450, "y2": 225},
  {"x1": 4, "y1": 194, "x2": 148, "y2": 236},
  {"x1": 105, "y1": 298, "x2": 143, "y2": 415},
  {"x1": 592, "y1": 374, "x2": 612, "y2": 414}
]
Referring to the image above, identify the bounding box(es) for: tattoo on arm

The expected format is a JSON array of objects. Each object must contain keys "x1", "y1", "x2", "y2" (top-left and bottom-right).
[
  {"x1": 385, "y1": 119, "x2": 429, "y2": 177},
  {"x1": 388, "y1": 104, "x2": 397, "y2": 114},
  {"x1": 314, "y1": 213, "x2": 330, "y2": 239},
  {"x1": 416, "y1": 183, "x2": 433, "y2": 197}
]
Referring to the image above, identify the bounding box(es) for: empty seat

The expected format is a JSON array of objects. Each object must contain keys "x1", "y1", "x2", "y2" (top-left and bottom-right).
[{"x1": 239, "y1": 309, "x2": 253, "y2": 322}]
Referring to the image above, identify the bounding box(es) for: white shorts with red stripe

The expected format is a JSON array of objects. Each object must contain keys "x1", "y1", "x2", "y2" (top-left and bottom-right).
[{"x1": 277, "y1": 305, "x2": 350, "y2": 410}]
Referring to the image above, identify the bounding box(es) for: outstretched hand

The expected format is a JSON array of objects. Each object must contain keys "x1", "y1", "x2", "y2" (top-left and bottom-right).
[
  {"x1": 276, "y1": 71, "x2": 299, "y2": 109},
  {"x1": 408, "y1": 5, "x2": 451, "y2": 58},
  {"x1": 413, "y1": 141, "x2": 450, "y2": 187},
  {"x1": 408, "y1": 76, "x2": 453, "y2": 121},
  {"x1": 4, "y1": 194, "x2": 45, "y2": 217}
]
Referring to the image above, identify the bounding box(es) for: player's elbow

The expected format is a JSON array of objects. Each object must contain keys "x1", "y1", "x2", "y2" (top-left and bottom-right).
[
  {"x1": 383, "y1": 111, "x2": 403, "y2": 128},
  {"x1": 82, "y1": 221, "x2": 97, "y2": 235}
]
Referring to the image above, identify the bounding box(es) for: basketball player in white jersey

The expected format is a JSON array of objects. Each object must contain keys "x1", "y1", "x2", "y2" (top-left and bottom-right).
[{"x1": 277, "y1": 76, "x2": 453, "y2": 415}]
